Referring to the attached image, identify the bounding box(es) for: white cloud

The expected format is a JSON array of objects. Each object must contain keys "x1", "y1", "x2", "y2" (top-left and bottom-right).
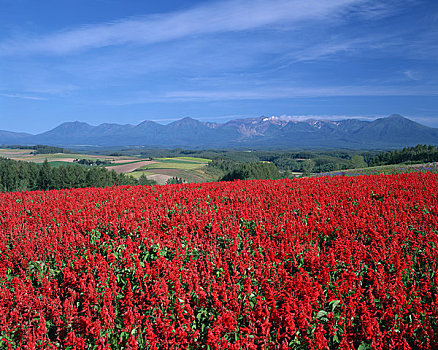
[
  {"x1": 0, "y1": 0, "x2": 382, "y2": 55},
  {"x1": 0, "y1": 92, "x2": 47, "y2": 100}
]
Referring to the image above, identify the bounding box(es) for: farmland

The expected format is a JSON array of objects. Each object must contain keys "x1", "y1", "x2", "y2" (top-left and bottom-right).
[
  {"x1": 0, "y1": 173, "x2": 437, "y2": 349},
  {"x1": 128, "y1": 157, "x2": 213, "y2": 184},
  {"x1": 0, "y1": 148, "x2": 140, "y2": 165},
  {"x1": 0, "y1": 148, "x2": 212, "y2": 184}
]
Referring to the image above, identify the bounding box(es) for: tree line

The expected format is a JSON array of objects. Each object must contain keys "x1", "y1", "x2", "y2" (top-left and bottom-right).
[
  {"x1": 0, "y1": 158, "x2": 139, "y2": 192},
  {"x1": 2, "y1": 144, "x2": 72, "y2": 154},
  {"x1": 369, "y1": 145, "x2": 438, "y2": 166},
  {"x1": 219, "y1": 162, "x2": 281, "y2": 181},
  {"x1": 205, "y1": 159, "x2": 281, "y2": 181}
]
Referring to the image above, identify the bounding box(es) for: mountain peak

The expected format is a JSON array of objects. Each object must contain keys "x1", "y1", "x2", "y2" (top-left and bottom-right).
[
  {"x1": 168, "y1": 117, "x2": 202, "y2": 127},
  {"x1": 60, "y1": 120, "x2": 91, "y2": 126},
  {"x1": 51, "y1": 121, "x2": 93, "y2": 131},
  {"x1": 137, "y1": 120, "x2": 159, "y2": 126},
  {"x1": 179, "y1": 116, "x2": 198, "y2": 123},
  {"x1": 387, "y1": 114, "x2": 405, "y2": 120}
]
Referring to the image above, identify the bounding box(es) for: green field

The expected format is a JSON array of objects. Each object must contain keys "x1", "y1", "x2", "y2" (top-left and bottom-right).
[
  {"x1": 105, "y1": 160, "x2": 149, "y2": 167},
  {"x1": 159, "y1": 156, "x2": 212, "y2": 162},
  {"x1": 139, "y1": 161, "x2": 206, "y2": 171},
  {"x1": 133, "y1": 157, "x2": 214, "y2": 184}
]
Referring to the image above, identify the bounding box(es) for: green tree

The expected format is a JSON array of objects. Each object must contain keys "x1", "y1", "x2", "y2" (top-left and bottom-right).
[
  {"x1": 37, "y1": 159, "x2": 52, "y2": 190},
  {"x1": 220, "y1": 162, "x2": 280, "y2": 181},
  {"x1": 166, "y1": 177, "x2": 185, "y2": 185},
  {"x1": 138, "y1": 174, "x2": 156, "y2": 186},
  {"x1": 301, "y1": 159, "x2": 315, "y2": 175},
  {"x1": 350, "y1": 155, "x2": 367, "y2": 169}
]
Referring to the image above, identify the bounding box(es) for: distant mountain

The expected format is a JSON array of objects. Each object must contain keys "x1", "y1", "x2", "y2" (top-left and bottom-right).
[
  {"x1": 1, "y1": 114, "x2": 437, "y2": 149},
  {"x1": 0, "y1": 130, "x2": 33, "y2": 144}
]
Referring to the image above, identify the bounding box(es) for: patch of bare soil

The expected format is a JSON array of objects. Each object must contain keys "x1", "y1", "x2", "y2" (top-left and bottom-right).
[
  {"x1": 106, "y1": 161, "x2": 157, "y2": 174},
  {"x1": 48, "y1": 158, "x2": 76, "y2": 162},
  {"x1": 146, "y1": 174, "x2": 172, "y2": 185}
]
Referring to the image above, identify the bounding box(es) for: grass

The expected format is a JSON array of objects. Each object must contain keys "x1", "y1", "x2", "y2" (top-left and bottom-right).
[
  {"x1": 140, "y1": 162, "x2": 206, "y2": 171},
  {"x1": 118, "y1": 156, "x2": 215, "y2": 183},
  {"x1": 315, "y1": 162, "x2": 438, "y2": 177},
  {"x1": 138, "y1": 157, "x2": 210, "y2": 172},
  {"x1": 162, "y1": 156, "x2": 212, "y2": 162},
  {"x1": 154, "y1": 158, "x2": 206, "y2": 165},
  {"x1": 128, "y1": 170, "x2": 155, "y2": 179},
  {"x1": 105, "y1": 160, "x2": 147, "y2": 167}
]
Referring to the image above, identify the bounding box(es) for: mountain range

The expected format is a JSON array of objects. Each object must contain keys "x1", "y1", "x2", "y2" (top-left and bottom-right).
[{"x1": 1, "y1": 114, "x2": 437, "y2": 149}]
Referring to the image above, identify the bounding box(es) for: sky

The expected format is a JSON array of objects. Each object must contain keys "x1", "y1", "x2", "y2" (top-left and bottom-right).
[{"x1": 0, "y1": 0, "x2": 437, "y2": 133}]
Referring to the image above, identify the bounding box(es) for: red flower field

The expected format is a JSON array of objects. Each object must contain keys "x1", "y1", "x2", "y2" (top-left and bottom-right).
[{"x1": 0, "y1": 173, "x2": 437, "y2": 349}]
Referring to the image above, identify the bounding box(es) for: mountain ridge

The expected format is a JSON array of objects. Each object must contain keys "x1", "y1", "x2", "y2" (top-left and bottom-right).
[{"x1": 1, "y1": 115, "x2": 437, "y2": 149}]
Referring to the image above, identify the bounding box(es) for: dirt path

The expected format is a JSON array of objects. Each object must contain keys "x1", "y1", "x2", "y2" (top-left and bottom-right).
[
  {"x1": 146, "y1": 174, "x2": 172, "y2": 185},
  {"x1": 106, "y1": 160, "x2": 157, "y2": 174}
]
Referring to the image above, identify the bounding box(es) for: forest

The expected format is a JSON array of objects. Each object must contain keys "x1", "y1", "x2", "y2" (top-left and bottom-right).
[
  {"x1": 0, "y1": 158, "x2": 138, "y2": 192},
  {"x1": 369, "y1": 144, "x2": 438, "y2": 166}
]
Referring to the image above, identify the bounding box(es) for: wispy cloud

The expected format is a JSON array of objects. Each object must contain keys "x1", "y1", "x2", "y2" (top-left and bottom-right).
[
  {"x1": 100, "y1": 84, "x2": 438, "y2": 106},
  {"x1": 274, "y1": 114, "x2": 381, "y2": 122},
  {"x1": 0, "y1": 92, "x2": 47, "y2": 100},
  {"x1": 404, "y1": 70, "x2": 420, "y2": 81},
  {"x1": 162, "y1": 85, "x2": 438, "y2": 101},
  {"x1": 0, "y1": 0, "x2": 387, "y2": 56}
]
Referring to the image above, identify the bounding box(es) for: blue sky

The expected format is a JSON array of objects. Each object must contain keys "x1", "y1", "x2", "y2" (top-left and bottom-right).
[{"x1": 1, "y1": 0, "x2": 437, "y2": 133}]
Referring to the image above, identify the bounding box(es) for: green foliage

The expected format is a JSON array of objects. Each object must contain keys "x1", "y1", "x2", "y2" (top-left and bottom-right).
[
  {"x1": 220, "y1": 162, "x2": 280, "y2": 181},
  {"x1": 166, "y1": 176, "x2": 186, "y2": 185},
  {"x1": 73, "y1": 158, "x2": 112, "y2": 166},
  {"x1": 349, "y1": 155, "x2": 367, "y2": 169},
  {"x1": 370, "y1": 144, "x2": 438, "y2": 166},
  {"x1": 0, "y1": 157, "x2": 138, "y2": 192},
  {"x1": 37, "y1": 159, "x2": 52, "y2": 190},
  {"x1": 4, "y1": 144, "x2": 72, "y2": 154},
  {"x1": 138, "y1": 174, "x2": 157, "y2": 186},
  {"x1": 33, "y1": 145, "x2": 72, "y2": 154},
  {"x1": 301, "y1": 159, "x2": 315, "y2": 175},
  {"x1": 91, "y1": 148, "x2": 376, "y2": 174}
]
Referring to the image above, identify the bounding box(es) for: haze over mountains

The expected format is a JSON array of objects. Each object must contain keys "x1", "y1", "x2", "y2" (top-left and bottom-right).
[{"x1": 1, "y1": 115, "x2": 437, "y2": 149}]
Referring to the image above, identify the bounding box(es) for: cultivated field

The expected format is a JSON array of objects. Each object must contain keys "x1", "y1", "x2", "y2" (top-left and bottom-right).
[
  {"x1": 0, "y1": 148, "x2": 139, "y2": 164},
  {"x1": 0, "y1": 173, "x2": 437, "y2": 348},
  {"x1": 130, "y1": 157, "x2": 213, "y2": 184},
  {"x1": 0, "y1": 148, "x2": 213, "y2": 184}
]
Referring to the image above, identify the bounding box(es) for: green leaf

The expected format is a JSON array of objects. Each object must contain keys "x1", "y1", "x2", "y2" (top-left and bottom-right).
[
  {"x1": 329, "y1": 299, "x2": 340, "y2": 312},
  {"x1": 358, "y1": 342, "x2": 371, "y2": 350},
  {"x1": 316, "y1": 310, "x2": 328, "y2": 319}
]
